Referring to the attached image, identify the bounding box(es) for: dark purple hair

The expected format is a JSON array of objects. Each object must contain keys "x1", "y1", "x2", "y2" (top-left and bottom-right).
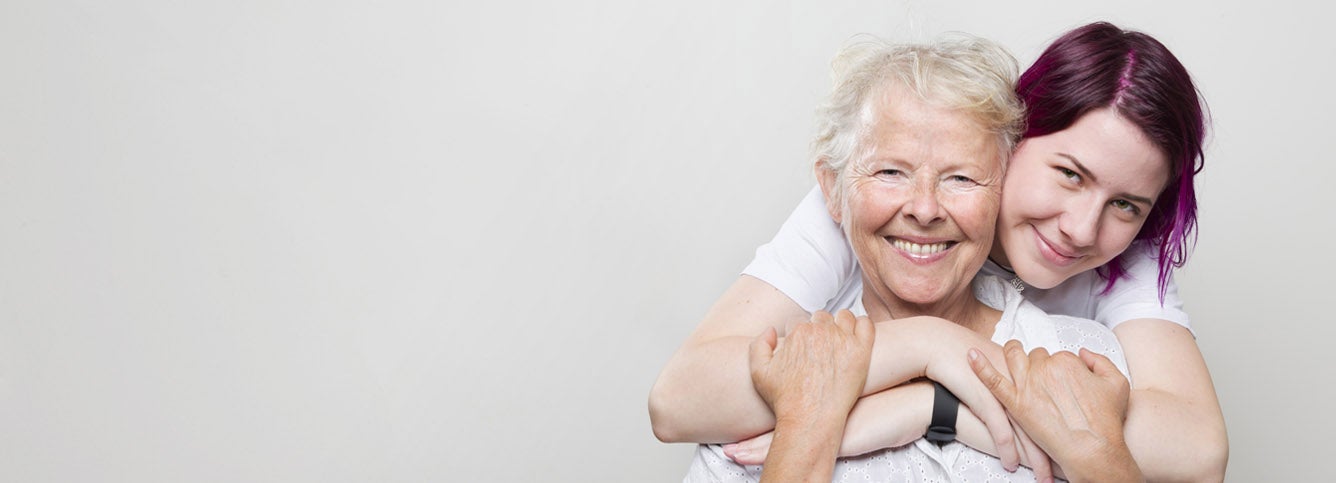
[{"x1": 1017, "y1": 22, "x2": 1206, "y2": 301}]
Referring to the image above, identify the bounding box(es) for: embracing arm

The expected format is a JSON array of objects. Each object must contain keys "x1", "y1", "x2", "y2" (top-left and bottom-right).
[
  {"x1": 1116, "y1": 319, "x2": 1228, "y2": 481},
  {"x1": 649, "y1": 275, "x2": 805, "y2": 443},
  {"x1": 649, "y1": 276, "x2": 1021, "y2": 466},
  {"x1": 728, "y1": 351, "x2": 1054, "y2": 479}
]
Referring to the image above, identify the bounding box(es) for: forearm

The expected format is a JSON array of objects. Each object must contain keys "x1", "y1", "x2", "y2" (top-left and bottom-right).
[
  {"x1": 953, "y1": 396, "x2": 1062, "y2": 475},
  {"x1": 650, "y1": 337, "x2": 776, "y2": 443},
  {"x1": 840, "y1": 380, "x2": 1066, "y2": 477},
  {"x1": 652, "y1": 318, "x2": 974, "y2": 443},
  {"x1": 1115, "y1": 319, "x2": 1228, "y2": 481},
  {"x1": 762, "y1": 415, "x2": 848, "y2": 483},
  {"x1": 1123, "y1": 387, "x2": 1226, "y2": 481},
  {"x1": 1062, "y1": 436, "x2": 1142, "y2": 483},
  {"x1": 836, "y1": 381, "x2": 934, "y2": 457}
]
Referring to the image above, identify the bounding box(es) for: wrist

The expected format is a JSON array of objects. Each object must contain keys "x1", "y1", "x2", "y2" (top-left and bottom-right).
[
  {"x1": 840, "y1": 382, "x2": 935, "y2": 457},
  {"x1": 775, "y1": 410, "x2": 849, "y2": 437},
  {"x1": 1064, "y1": 438, "x2": 1142, "y2": 483},
  {"x1": 924, "y1": 381, "x2": 960, "y2": 445}
]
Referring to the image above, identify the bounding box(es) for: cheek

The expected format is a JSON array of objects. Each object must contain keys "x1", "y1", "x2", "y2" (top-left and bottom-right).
[
  {"x1": 1003, "y1": 177, "x2": 1062, "y2": 221},
  {"x1": 944, "y1": 193, "x2": 999, "y2": 236},
  {"x1": 845, "y1": 187, "x2": 899, "y2": 231},
  {"x1": 1099, "y1": 220, "x2": 1146, "y2": 256}
]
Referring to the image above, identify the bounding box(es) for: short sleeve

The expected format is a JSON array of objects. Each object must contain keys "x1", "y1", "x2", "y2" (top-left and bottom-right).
[
  {"x1": 1093, "y1": 244, "x2": 1194, "y2": 335},
  {"x1": 742, "y1": 186, "x2": 859, "y2": 314}
]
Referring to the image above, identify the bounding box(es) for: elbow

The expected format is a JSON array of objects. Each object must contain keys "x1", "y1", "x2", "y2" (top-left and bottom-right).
[
  {"x1": 648, "y1": 379, "x2": 684, "y2": 443},
  {"x1": 1179, "y1": 423, "x2": 1229, "y2": 482},
  {"x1": 1197, "y1": 428, "x2": 1230, "y2": 482}
]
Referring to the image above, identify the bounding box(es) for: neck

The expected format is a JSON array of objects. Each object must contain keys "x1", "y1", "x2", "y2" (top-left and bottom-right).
[{"x1": 860, "y1": 280, "x2": 1001, "y2": 336}]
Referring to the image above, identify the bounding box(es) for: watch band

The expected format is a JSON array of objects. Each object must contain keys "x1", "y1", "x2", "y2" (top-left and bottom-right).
[{"x1": 925, "y1": 381, "x2": 959, "y2": 445}]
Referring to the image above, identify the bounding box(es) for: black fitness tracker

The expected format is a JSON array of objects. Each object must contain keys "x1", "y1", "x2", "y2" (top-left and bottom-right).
[{"x1": 925, "y1": 381, "x2": 960, "y2": 445}]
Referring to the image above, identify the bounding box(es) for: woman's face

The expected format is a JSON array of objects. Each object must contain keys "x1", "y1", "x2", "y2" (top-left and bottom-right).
[
  {"x1": 820, "y1": 83, "x2": 1002, "y2": 308},
  {"x1": 993, "y1": 107, "x2": 1171, "y2": 289}
]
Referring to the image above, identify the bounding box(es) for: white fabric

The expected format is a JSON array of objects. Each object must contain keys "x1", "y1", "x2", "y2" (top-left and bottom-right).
[
  {"x1": 683, "y1": 277, "x2": 1129, "y2": 483},
  {"x1": 743, "y1": 186, "x2": 1191, "y2": 333}
]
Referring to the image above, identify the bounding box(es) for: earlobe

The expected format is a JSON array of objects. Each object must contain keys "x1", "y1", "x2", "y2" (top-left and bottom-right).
[{"x1": 814, "y1": 159, "x2": 843, "y2": 224}]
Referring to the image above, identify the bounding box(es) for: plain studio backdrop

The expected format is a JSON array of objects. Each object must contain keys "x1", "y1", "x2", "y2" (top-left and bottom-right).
[{"x1": 1, "y1": 0, "x2": 1330, "y2": 481}]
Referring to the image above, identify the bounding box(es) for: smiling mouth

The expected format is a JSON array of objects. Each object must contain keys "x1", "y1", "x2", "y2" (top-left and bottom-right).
[
  {"x1": 1032, "y1": 229, "x2": 1084, "y2": 265},
  {"x1": 890, "y1": 238, "x2": 955, "y2": 256}
]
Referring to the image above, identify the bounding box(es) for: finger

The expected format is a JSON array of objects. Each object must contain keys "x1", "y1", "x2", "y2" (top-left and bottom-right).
[
  {"x1": 1079, "y1": 348, "x2": 1130, "y2": 395},
  {"x1": 968, "y1": 348, "x2": 1018, "y2": 407},
  {"x1": 809, "y1": 310, "x2": 834, "y2": 324},
  {"x1": 976, "y1": 395, "x2": 1020, "y2": 471},
  {"x1": 964, "y1": 348, "x2": 1022, "y2": 470},
  {"x1": 1015, "y1": 420, "x2": 1053, "y2": 481},
  {"x1": 723, "y1": 432, "x2": 773, "y2": 466},
  {"x1": 1079, "y1": 348, "x2": 1119, "y2": 377},
  {"x1": 1001, "y1": 340, "x2": 1030, "y2": 386},
  {"x1": 833, "y1": 309, "x2": 856, "y2": 332},
  {"x1": 854, "y1": 315, "x2": 875, "y2": 346},
  {"x1": 748, "y1": 327, "x2": 777, "y2": 372}
]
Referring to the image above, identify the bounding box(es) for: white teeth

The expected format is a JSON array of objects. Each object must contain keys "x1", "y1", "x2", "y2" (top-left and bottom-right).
[{"x1": 892, "y1": 239, "x2": 950, "y2": 255}]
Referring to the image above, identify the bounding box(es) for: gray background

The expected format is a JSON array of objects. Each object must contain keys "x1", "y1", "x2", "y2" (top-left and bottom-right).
[{"x1": 1, "y1": 0, "x2": 1329, "y2": 481}]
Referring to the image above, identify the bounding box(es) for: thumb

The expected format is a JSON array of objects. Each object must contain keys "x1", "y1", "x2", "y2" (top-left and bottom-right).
[
  {"x1": 1079, "y1": 348, "x2": 1123, "y2": 381},
  {"x1": 749, "y1": 326, "x2": 778, "y2": 372}
]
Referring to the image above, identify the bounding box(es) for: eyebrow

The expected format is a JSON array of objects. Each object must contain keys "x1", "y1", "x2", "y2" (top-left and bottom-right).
[{"x1": 1058, "y1": 153, "x2": 1156, "y2": 206}]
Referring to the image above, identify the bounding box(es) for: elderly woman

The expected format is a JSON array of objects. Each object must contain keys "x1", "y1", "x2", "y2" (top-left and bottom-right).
[{"x1": 672, "y1": 35, "x2": 1137, "y2": 482}]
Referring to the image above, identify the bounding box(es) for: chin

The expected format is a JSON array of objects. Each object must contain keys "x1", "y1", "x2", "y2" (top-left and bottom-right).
[{"x1": 1014, "y1": 263, "x2": 1067, "y2": 290}]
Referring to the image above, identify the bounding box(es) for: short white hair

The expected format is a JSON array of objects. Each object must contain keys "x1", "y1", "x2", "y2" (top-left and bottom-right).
[{"x1": 812, "y1": 34, "x2": 1025, "y2": 201}]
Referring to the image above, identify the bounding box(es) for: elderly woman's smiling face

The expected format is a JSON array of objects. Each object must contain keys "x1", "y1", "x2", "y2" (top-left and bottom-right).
[{"x1": 819, "y1": 82, "x2": 1003, "y2": 312}]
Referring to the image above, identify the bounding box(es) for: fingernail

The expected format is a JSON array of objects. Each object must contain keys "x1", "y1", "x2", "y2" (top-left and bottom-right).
[{"x1": 968, "y1": 349, "x2": 979, "y2": 361}]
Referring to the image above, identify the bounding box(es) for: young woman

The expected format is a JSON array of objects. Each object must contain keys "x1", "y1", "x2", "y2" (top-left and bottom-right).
[{"x1": 651, "y1": 22, "x2": 1227, "y2": 481}]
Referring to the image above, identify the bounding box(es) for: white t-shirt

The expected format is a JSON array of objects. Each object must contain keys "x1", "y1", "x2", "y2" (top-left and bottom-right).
[
  {"x1": 684, "y1": 276, "x2": 1129, "y2": 483},
  {"x1": 743, "y1": 186, "x2": 1192, "y2": 333}
]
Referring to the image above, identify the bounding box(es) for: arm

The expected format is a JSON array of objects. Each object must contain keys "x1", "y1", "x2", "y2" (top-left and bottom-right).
[
  {"x1": 747, "y1": 311, "x2": 874, "y2": 483},
  {"x1": 649, "y1": 275, "x2": 807, "y2": 443},
  {"x1": 1116, "y1": 319, "x2": 1228, "y2": 481},
  {"x1": 1093, "y1": 250, "x2": 1227, "y2": 480},
  {"x1": 649, "y1": 277, "x2": 1023, "y2": 465},
  {"x1": 727, "y1": 365, "x2": 1054, "y2": 478},
  {"x1": 651, "y1": 188, "x2": 853, "y2": 442}
]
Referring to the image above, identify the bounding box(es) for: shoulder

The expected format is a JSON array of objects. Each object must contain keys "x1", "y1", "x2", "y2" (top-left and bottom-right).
[{"x1": 1094, "y1": 242, "x2": 1193, "y2": 332}]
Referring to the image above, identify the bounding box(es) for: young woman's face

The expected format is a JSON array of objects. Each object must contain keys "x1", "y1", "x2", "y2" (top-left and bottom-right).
[{"x1": 993, "y1": 107, "x2": 1171, "y2": 289}]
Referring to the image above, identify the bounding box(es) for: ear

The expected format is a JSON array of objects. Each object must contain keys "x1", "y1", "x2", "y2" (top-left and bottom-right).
[{"x1": 814, "y1": 159, "x2": 843, "y2": 224}]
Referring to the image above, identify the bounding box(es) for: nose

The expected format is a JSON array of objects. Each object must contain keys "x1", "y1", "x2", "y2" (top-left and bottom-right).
[
  {"x1": 1058, "y1": 195, "x2": 1101, "y2": 248},
  {"x1": 904, "y1": 176, "x2": 945, "y2": 226}
]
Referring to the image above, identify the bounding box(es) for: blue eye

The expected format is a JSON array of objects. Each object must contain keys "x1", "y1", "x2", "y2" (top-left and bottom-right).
[
  {"x1": 949, "y1": 175, "x2": 975, "y2": 184},
  {"x1": 877, "y1": 169, "x2": 903, "y2": 177}
]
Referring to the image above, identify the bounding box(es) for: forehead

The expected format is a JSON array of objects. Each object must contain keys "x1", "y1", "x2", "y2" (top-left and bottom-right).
[
  {"x1": 857, "y1": 83, "x2": 1001, "y2": 172},
  {"x1": 1022, "y1": 108, "x2": 1170, "y2": 192}
]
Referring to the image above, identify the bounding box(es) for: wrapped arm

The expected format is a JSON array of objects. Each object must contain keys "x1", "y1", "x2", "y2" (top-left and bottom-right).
[
  {"x1": 1116, "y1": 319, "x2": 1227, "y2": 481},
  {"x1": 649, "y1": 277, "x2": 1023, "y2": 466},
  {"x1": 1096, "y1": 253, "x2": 1227, "y2": 480}
]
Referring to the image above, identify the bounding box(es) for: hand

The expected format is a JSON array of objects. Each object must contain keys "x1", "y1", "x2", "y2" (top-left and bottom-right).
[
  {"x1": 1009, "y1": 411, "x2": 1056, "y2": 482},
  {"x1": 749, "y1": 310, "x2": 875, "y2": 425},
  {"x1": 895, "y1": 317, "x2": 1021, "y2": 471},
  {"x1": 722, "y1": 431, "x2": 772, "y2": 466},
  {"x1": 969, "y1": 340, "x2": 1141, "y2": 482}
]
